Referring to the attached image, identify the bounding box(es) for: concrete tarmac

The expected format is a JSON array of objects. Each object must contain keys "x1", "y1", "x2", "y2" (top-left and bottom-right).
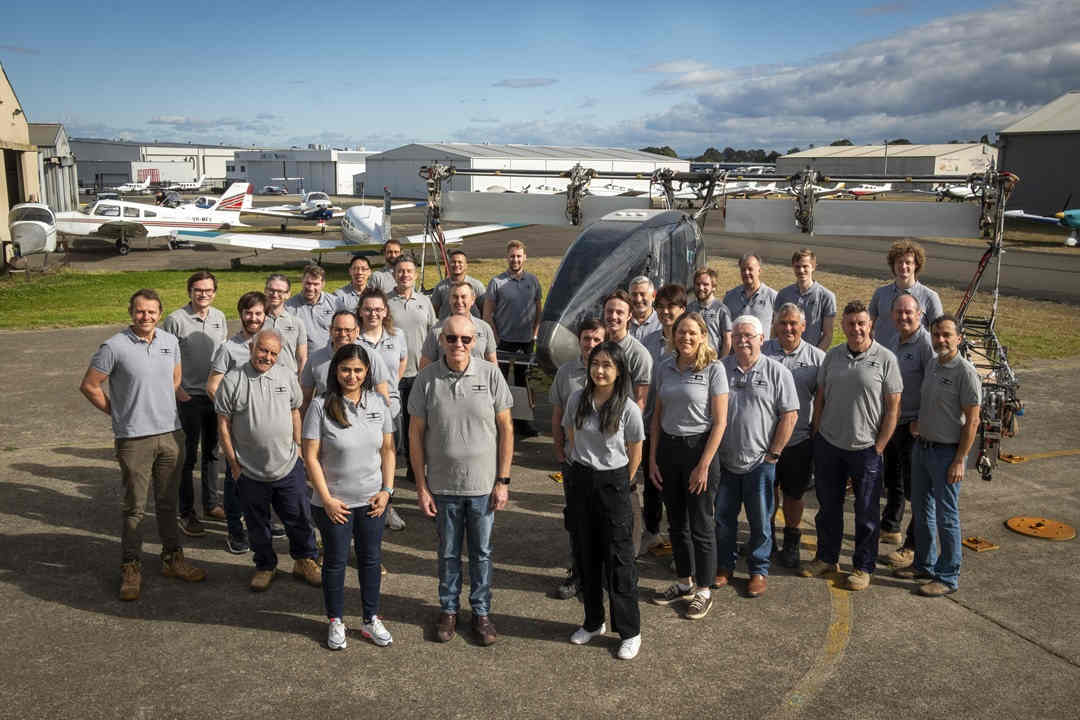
[{"x1": 1, "y1": 325, "x2": 1078, "y2": 719}]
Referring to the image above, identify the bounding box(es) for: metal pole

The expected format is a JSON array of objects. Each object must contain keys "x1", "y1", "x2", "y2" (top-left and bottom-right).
[{"x1": 883, "y1": 140, "x2": 888, "y2": 177}]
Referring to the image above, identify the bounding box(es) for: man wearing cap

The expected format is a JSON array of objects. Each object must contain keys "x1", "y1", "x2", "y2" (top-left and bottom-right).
[
  {"x1": 420, "y1": 282, "x2": 498, "y2": 369},
  {"x1": 687, "y1": 267, "x2": 732, "y2": 356},
  {"x1": 723, "y1": 253, "x2": 777, "y2": 342},
  {"x1": 430, "y1": 250, "x2": 486, "y2": 320},
  {"x1": 263, "y1": 273, "x2": 308, "y2": 375},
  {"x1": 774, "y1": 248, "x2": 836, "y2": 351}
]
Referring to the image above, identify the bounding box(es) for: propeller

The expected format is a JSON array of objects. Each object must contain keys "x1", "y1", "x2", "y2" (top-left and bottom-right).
[{"x1": 1056, "y1": 193, "x2": 1072, "y2": 221}]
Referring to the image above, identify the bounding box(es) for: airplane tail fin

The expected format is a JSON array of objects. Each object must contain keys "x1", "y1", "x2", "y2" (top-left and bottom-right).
[
  {"x1": 343, "y1": 205, "x2": 385, "y2": 246},
  {"x1": 212, "y1": 183, "x2": 253, "y2": 222}
]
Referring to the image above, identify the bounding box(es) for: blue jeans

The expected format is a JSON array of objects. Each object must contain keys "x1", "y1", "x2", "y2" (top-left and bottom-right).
[
  {"x1": 715, "y1": 462, "x2": 776, "y2": 576},
  {"x1": 237, "y1": 459, "x2": 318, "y2": 571},
  {"x1": 313, "y1": 505, "x2": 384, "y2": 621},
  {"x1": 223, "y1": 465, "x2": 245, "y2": 538},
  {"x1": 910, "y1": 442, "x2": 963, "y2": 589},
  {"x1": 813, "y1": 437, "x2": 882, "y2": 573},
  {"x1": 434, "y1": 494, "x2": 495, "y2": 616}
]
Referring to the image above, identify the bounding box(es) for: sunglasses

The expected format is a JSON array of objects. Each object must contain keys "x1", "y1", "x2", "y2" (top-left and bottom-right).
[{"x1": 444, "y1": 334, "x2": 474, "y2": 346}]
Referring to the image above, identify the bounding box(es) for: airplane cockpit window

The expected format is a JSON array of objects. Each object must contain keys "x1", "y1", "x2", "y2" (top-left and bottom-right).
[
  {"x1": 124, "y1": 207, "x2": 140, "y2": 218},
  {"x1": 195, "y1": 197, "x2": 213, "y2": 209},
  {"x1": 144, "y1": 209, "x2": 157, "y2": 218},
  {"x1": 94, "y1": 204, "x2": 121, "y2": 217},
  {"x1": 10, "y1": 207, "x2": 55, "y2": 225},
  {"x1": 163, "y1": 192, "x2": 182, "y2": 208},
  {"x1": 309, "y1": 192, "x2": 329, "y2": 202}
]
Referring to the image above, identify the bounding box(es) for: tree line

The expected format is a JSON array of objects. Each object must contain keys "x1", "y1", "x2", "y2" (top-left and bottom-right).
[{"x1": 640, "y1": 134, "x2": 995, "y2": 162}]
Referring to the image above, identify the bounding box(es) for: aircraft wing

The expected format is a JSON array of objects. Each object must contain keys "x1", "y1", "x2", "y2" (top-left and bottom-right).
[{"x1": 1004, "y1": 210, "x2": 1062, "y2": 225}]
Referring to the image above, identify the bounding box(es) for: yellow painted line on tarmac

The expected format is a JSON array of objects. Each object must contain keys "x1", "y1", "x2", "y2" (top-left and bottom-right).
[
  {"x1": 764, "y1": 577, "x2": 852, "y2": 720},
  {"x1": 1000, "y1": 448, "x2": 1080, "y2": 464}
]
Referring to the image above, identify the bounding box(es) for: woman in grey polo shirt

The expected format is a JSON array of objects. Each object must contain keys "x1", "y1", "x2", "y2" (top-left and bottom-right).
[
  {"x1": 648, "y1": 312, "x2": 728, "y2": 620},
  {"x1": 302, "y1": 344, "x2": 396, "y2": 650},
  {"x1": 563, "y1": 341, "x2": 644, "y2": 660}
]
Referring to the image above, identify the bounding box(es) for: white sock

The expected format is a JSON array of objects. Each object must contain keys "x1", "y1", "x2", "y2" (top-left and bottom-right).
[{"x1": 696, "y1": 588, "x2": 711, "y2": 599}]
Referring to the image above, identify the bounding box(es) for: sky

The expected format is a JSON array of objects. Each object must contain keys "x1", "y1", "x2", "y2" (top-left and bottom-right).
[{"x1": 3, "y1": 0, "x2": 1077, "y2": 156}]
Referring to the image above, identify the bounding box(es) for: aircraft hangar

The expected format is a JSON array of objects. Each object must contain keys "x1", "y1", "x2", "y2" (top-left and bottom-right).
[
  {"x1": 69, "y1": 138, "x2": 244, "y2": 191},
  {"x1": 998, "y1": 90, "x2": 1080, "y2": 217},
  {"x1": 776, "y1": 143, "x2": 998, "y2": 188},
  {"x1": 0, "y1": 62, "x2": 41, "y2": 256},
  {"x1": 365, "y1": 143, "x2": 690, "y2": 199}
]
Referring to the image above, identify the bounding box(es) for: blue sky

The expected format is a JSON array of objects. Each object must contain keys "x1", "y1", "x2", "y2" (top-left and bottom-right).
[{"x1": 3, "y1": 0, "x2": 1077, "y2": 155}]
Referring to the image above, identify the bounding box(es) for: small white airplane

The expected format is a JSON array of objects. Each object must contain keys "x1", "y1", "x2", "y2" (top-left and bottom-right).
[
  {"x1": 780, "y1": 181, "x2": 847, "y2": 199},
  {"x1": 842, "y1": 182, "x2": 892, "y2": 199},
  {"x1": 912, "y1": 183, "x2": 982, "y2": 202},
  {"x1": 240, "y1": 191, "x2": 427, "y2": 232},
  {"x1": 8, "y1": 203, "x2": 58, "y2": 258},
  {"x1": 167, "y1": 174, "x2": 207, "y2": 191},
  {"x1": 112, "y1": 177, "x2": 152, "y2": 194},
  {"x1": 53, "y1": 182, "x2": 254, "y2": 254}
]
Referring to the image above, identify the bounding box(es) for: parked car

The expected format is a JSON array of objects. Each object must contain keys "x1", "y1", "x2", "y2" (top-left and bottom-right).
[{"x1": 262, "y1": 185, "x2": 288, "y2": 195}]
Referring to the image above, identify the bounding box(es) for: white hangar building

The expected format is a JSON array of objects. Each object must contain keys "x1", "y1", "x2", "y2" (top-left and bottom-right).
[
  {"x1": 228, "y1": 148, "x2": 374, "y2": 196},
  {"x1": 69, "y1": 137, "x2": 244, "y2": 190},
  {"x1": 365, "y1": 143, "x2": 691, "y2": 199},
  {"x1": 776, "y1": 143, "x2": 998, "y2": 187}
]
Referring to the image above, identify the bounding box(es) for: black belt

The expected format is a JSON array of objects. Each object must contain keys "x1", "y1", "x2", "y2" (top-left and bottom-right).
[{"x1": 918, "y1": 439, "x2": 958, "y2": 450}]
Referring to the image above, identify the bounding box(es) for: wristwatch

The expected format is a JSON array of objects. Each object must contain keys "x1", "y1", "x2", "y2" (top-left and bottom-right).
[
  {"x1": 380, "y1": 486, "x2": 395, "y2": 497},
  {"x1": 765, "y1": 451, "x2": 781, "y2": 461},
  {"x1": 495, "y1": 476, "x2": 511, "y2": 486}
]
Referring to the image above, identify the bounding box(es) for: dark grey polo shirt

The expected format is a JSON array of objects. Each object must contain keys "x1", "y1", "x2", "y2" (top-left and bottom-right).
[
  {"x1": 774, "y1": 282, "x2": 837, "y2": 347},
  {"x1": 90, "y1": 328, "x2": 182, "y2": 439},
  {"x1": 430, "y1": 275, "x2": 486, "y2": 320},
  {"x1": 817, "y1": 341, "x2": 903, "y2": 451},
  {"x1": 387, "y1": 290, "x2": 437, "y2": 378},
  {"x1": 285, "y1": 291, "x2": 338, "y2": 351},
  {"x1": 562, "y1": 390, "x2": 645, "y2": 471},
  {"x1": 303, "y1": 390, "x2": 394, "y2": 508},
  {"x1": 888, "y1": 327, "x2": 935, "y2": 423},
  {"x1": 407, "y1": 358, "x2": 513, "y2": 497},
  {"x1": 763, "y1": 338, "x2": 825, "y2": 445},
  {"x1": 640, "y1": 328, "x2": 671, "y2": 426},
  {"x1": 723, "y1": 283, "x2": 778, "y2": 340},
  {"x1": 687, "y1": 297, "x2": 732, "y2": 351},
  {"x1": 262, "y1": 308, "x2": 307, "y2": 373},
  {"x1": 549, "y1": 356, "x2": 587, "y2": 410},
  {"x1": 615, "y1": 332, "x2": 653, "y2": 389},
  {"x1": 421, "y1": 316, "x2": 497, "y2": 363},
  {"x1": 214, "y1": 363, "x2": 302, "y2": 482},
  {"x1": 719, "y1": 354, "x2": 799, "y2": 473},
  {"x1": 653, "y1": 355, "x2": 729, "y2": 436},
  {"x1": 869, "y1": 280, "x2": 944, "y2": 350},
  {"x1": 918, "y1": 353, "x2": 982, "y2": 445},
  {"x1": 486, "y1": 271, "x2": 542, "y2": 343},
  {"x1": 210, "y1": 331, "x2": 255, "y2": 376},
  {"x1": 162, "y1": 304, "x2": 228, "y2": 396},
  {"x1": 629, "y1": 310, "x2": 661, "y2": 343}
]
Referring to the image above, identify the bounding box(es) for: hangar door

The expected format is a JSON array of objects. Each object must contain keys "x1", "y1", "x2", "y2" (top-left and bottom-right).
[{"x1": 5, "y1": 149, "x2": 24, "y2": 208}]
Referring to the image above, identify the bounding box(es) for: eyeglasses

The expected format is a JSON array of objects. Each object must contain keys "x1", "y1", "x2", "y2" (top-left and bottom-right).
[
  {"x1": 444, "y1": 334, "x2": 474, "y2": 345},
  {"x1": 265, "y1": 288, "x2": 288, "y2": 295},
  {"x1": 191, "y1": 288, "x2": 216, "y2": 295}
]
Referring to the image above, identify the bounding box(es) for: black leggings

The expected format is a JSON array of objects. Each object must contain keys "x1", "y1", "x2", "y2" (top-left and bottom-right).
[{"x1": 658, "y1": 432, "x2": 717, "y2": 589}]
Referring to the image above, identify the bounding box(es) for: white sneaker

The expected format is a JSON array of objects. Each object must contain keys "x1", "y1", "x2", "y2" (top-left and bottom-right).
[
  {"x1": 327, "y1": 618, "x2": 347, "y2": 650},
  {"x1": 361, "y1": 615, "x2": 393, "y2": 647},
  {"x1": 570, "y1": 622, "x2": 606, "y2": 645},
  {"x1": 386, "y1": 507, "x2": 406, "y2": 531},
  {"x1": 617, "y1": 634, "x2": 641, "y2": 660},
  {"x1": 637, "y1": 531, "x2": 663, "y2": 557}
]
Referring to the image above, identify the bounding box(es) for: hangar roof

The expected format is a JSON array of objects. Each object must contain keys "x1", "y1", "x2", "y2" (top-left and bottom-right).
[
  {"x1": 1000, "y1": 91, "x2": 1080, "y2": 134},
  {"x1": 28, "y1": 123, "x2": 61, "y2": 147},
  {"x1": 782, "y1": 143, "x2": 990, "y2": 159},
  {"x1": 370, "y1": 143, "x2": 687, "y2": 163}
]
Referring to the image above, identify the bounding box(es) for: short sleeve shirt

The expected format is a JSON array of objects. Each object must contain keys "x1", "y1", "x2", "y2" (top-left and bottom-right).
[
  {"x1": 90, "y1": 328, "x2": 182, "y2": 439},
  {"x1": 719, "y1": 354, "x2": 799, "y2": 473},
  {"x1": 653, "y1": 355, "x2": 729, "y2": 436},
  {"x1": 616, "y1": 332, "x2": 653, "y2": 390},
  {"x1": 214, "y1": 363, "x2": 302, "y2": 482},
  {"x1": 368, "y1": 270, "x2": 395, "y2": 295},
  {"x1": 262, "y1": 308, "x2": 307, "y2": 373},
  {"x1": 332, "y1": 283, "x2": 366, "y2": 313},
  {"x1": 300, "y1": 342, "x2": 396, "y2": 416},
  {"x1": 888, "y1": 327, "x2": 935, "y2": 423},
  {"x1": 303, "y1": 390, "x2": 393, "y2": 508},
  {"x1": 285, "y1": 291, "x2": 338, "y2": 350},
  {"x1": 210, "y1": 331, "x2": 254, "y2": 376},
  {"x1": 774, "y1": 282, "x2": 837, "y2": 347},
  {"x1": 640, "y1": 328, "x2": 671, "y2": 426},
  {"x1": 869, "y1": 281, "x2": 944, "y2": 350},
  {"x1": 486, "y1": 271, "x2": 542, "y2": 343},
  {"x1": 162, "y1": 304, "x2": 228, "y2": 396},
  {"x1": 387, "y1": 290, "x2": 437, "y2": 378},
  {"x1": 563, "y1": 390, "x2": 645, "y2": 471},
  {"x1": 407, "y1": 358, "x2": 513, "y2": 496},
  {"x1": 430, "y1": 275, "x2": 486, "y2": 320},
  {"x1": 723, "y1": 283, "x2": 778, "y2": 340},
  {"x1": 421, "y1": 317, "x2": 497, "y2": 363},
  {"x1": 629, "y1": 311, "x2": 661, "y2": 343},
  {"x1": 687, "y1": 297, "x2": 732, "y2": 351},
  {"x1": 549, "y1": 356, "x2": 587, "y2": 410},
  {"x1": 762, "y1": 338, "x2": 826, "y2": 445},
  {"x1": 918, "y1": 353, "x2": 982, "y2": 444},
  {"x1": 817, "y1": 341, "x2": 903, "y2": 451}
]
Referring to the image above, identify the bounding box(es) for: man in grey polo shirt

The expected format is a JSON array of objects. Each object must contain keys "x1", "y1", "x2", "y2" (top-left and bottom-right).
[
  {"x1": 763, "y1": 303, "x2": 826, "y2": 569},
  {"x1": 263, "y1": 274, "x2": 308, "y2": 375},
  {"x1": 603, "y1": 290, "x2": 653, "y2": 411},
  {"x1": 332, "y1": 254, "x2": 372, "y2": 312},
  {"x1": 286, "y1": 264, "x2": 338, "y2": 352},
  {"x1": 895, "y1": 313, "x2": 981, "y2": 597},
  {"x1": 687, "y1": 267, "x2": 732, "y2": 356},
  {"x1": 803, "y1": 300, "x2": 902, "y2": 592},
  {"x1": 870, "y1": 239, "x2": 943, "y2": 349},
  {"x1": 420, "y1": 282, "x2": 498, "y2": 369},
  {"x1": 774, "y1": 248, "x2": 837, "y2": 350},
  {"x1": 430, "y1": 249, "x2": 486, "y2": 320},
  {"x1": 724, "y1": 253, "x2": 777, "y2": 342},
  {"x1": 881, "y1": 292, "x2": 935, "y2": 567},
  {"x1": 163, "y1": 270, "x2": 229, "y2": 536},
  {"x1": 715, "y1": 315, "x2": 798, "y2": 598},
  {"x1": 216, "y1": 329, "x2": 322, "y2": 592},
  {"x1": 628, "y1": 276, "x2": 661, "y2": 342},
  {"x1": 368, "y1": 239, "x2": 402, "y2": 295},
  {"x1": 388, "y1": 254, "x2": 437, "y2": 483},
  {"x1": 80, "y1": 288, "x2": 207, "y2": 602},
  {"x1": 410, "y1": 314, "x2": 514, "y2": 647},
  {"x1": 300, "y1": 309, "x2": 393, "y2": 417}
]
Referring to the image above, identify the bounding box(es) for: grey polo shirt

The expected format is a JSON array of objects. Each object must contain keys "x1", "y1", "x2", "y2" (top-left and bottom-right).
[
  {"x1": 301, "y1": 341, "x2": 395, "y2": 401},
  {"x1": 687, "y1": 297, "x2": 733, "y2": 351},
  {"x1": 869, "y1": 280, "x2": 944, "y2": 350},
  {"x1": 430, "y1": 275, "x2": 486, "y2": 320},
  {"x1": 303, "y1": 390, "x2": 394, "y2": 508},
  {"x1": 486, "y1": 271, "x2": 542, "y2": 343},
  {"x1": 615, "y1": 332, "x2": 653, "y2": 389},
  {"x1": 210, "y1": 331, "x2": 255, "y2": 376},
  {"x1": 332, "y1": 283, "x2": 366, "y2": 313},
  {"x1": 640, "y1": 328, "x2": 671, "y2": 426},
  {"x1": 549, "y1": 356, "x2": 587, "y2": 410},
  {"x1": 90, "y1": 328, "x2": 182, "y2": 439},
  {"x1": 918, "y1": 353, "x2": 982, "y2": 444},
  {"x1": 763, "y1": 338, "x2": 825, "y2": 445},
  {"x1": 723, "y1": 283, "x2": 778, "y2": 340},
  {"x1": 562, "y1": 390, "x2": 645, "y2": 471},
  {"x1": 719, "y1": 354, "x2": 799, "y2": 473},
  {"x1": 387, "y1": 290, "x2": 437, "y2": 378},
  {"x1": 629, "y1": 310, "x2": 661, "y2": 343},
  {"x1": 889, "y1": 327, "x2": 935, "y2": 423},
  {"x1": 653, "y1": 355, "x2": 729, "y2": 436},
  {"x1": 407, "y1": 358, "x2": 513, "y2": 497},
  {"x1": 214, "y1": 363, "x2": 302, "y2": 483},
  {"x1": 368, "y1": 269, "x2": 395, "y2": 295},
  {"x1": 817, "y1": 341, "x2": 903, "y2": 451},
  {"x1": 774, "y1": 282, "x2": 837, "y2": 347},
  {"x1": 162, "y1": 304, "x2": 228, "y2": 396},
  {"x1": 262, "y1": 308, "x2": 307, "y2": 373},
  {"x1": 285, "y1": 291, "x2": 338, "y2": 351},
  {"x1": 421, "y1": 316, "x2": 497, "y2": 363}
]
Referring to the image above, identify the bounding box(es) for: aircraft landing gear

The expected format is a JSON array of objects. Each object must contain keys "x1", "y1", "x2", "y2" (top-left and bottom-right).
[{"x1": 117, "y1": 240, "x2": 130, "y2": 255}]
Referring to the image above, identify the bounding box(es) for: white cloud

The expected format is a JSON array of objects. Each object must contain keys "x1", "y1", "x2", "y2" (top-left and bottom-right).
[{"x1": 492, "y1": 77, "x2": 558, "y2": 88}]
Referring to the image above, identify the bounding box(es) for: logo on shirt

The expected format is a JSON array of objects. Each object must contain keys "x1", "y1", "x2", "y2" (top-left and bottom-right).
[
  {"x1": 472, "y1": 384, "x2": 488, "y2": 392},
  {"x1": 903, "y1": 352, "x2": 914, "y2": 361},
  {"x1": 866, "y1": 360, "x2": 880, "y2": 368},
  {"x1": 273, "y1": 385, "x2": 289, "y2": 394},
  {"x1": 753, "y1": 378, "x2": 769, "y2": 389},
  {"x1": 797, "y1": 361, "x2": 810, "y2": 368},
  {"x1": 686, "y1": 374, "x2": 707, "y2": 386},
  {"x1": 940, "y1": 377, "x2": 954, "y2": 386},
  {"x1": 159, "y1": 347, "x2": 173, "y2": 355},
  {"x1": 366, "y1": 411, "x2": 382, "y2": 421},
  {"x1": 211, "y1": 322, "x2": 223, "y2": 330}
]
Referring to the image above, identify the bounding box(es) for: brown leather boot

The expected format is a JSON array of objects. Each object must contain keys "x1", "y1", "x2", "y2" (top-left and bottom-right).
[
  {"x1": 119, "y1": 560, "x2": 141, "y2": 601},
  {"x1": 436, "y1": 612, "x2": 457, "y2": 643},
  {"x1": 292, "y1": 557, "x2": 322, "y2": 587},
  {"x1": 472, "y1": 614, "x2": 497, "y2": 646},
  {"x1": 161, "y1": 549, "x2": 207, "y2": 582}
]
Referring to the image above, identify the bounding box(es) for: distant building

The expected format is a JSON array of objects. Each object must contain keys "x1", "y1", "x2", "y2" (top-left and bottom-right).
[
  {"x1": 29, "y1": 123, "x2": 78, "y2": 212},
  {"x1": 776, "y1": 144, "x2": 997, "y2": 188},
  {"x1": 366, "y1": 143, "x2": 690, "y2": 199},
  {"x1": 69, "y1": 138, "x2": 245, "y2": 190},
  {"x1": 0, "y1": 63, "x2": 41, "y2": 253},
  {"x1": 227, "y1": 148, "x2": 373, "y2": 196},
  {"x1": 998, "y1": 90, "x2": 1080, "y2": 216}
]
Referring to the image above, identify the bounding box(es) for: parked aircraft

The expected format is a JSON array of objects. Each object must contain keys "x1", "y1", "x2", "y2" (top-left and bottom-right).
[
  {"x1": 241, "y1": 191, "x2": 425, "y2": 231},
  {"x1": 7, "y1": 203, "x2": 58, "y2": 258},
  {"x1": 111, "y1": 177, "x2": 151, "y2": 194},
  {"x1": 914, "y1": 183, "x2": 982, "y2": 202},
  {"x1": 842, "y1": 182, "x2": 893, "y2": 199},
  {"x1": 167, "y1": 174, "x2": 207, "y2": 191},
  {"x1": 1005, "y1": 196, "x2": 1080, "y2": 246}
]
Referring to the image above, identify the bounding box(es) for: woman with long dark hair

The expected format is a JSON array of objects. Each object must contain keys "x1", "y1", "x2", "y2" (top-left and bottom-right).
[
  {"x1": 562, "y1": 341, "x2": 645, "y2": 660},
  {"x1": 302, "y1": 344, "x2": 396, "y2": 650}
]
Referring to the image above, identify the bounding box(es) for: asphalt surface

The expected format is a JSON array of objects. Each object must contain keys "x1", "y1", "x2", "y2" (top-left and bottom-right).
[{"x1": 1, "y1": 324, "x2": 1078, "y2": 719}]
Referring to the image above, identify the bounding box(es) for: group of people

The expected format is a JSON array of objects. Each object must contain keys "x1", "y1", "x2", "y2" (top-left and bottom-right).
[{"x1": 79, "y1": 235, "x2": 981, "y2": 661}]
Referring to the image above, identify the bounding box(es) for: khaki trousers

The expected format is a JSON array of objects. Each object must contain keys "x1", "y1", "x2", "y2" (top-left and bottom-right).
[{"x1": 115, "y1": 430, "x2": 184, "y2": 562}]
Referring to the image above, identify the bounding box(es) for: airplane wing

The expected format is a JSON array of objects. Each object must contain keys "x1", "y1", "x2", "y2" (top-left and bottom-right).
[{"x1": 1004, "y1": 210, "x2": 1062, "y2": 225}]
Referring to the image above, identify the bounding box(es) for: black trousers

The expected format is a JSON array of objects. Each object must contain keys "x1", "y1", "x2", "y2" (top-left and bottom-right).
[
  {"x1": 398, "y1": 376, "x2": 416, "y2": 480},
  {"x1": 496, "y1": 340, "x2": 533, "y2": 388},
  {"x1": 882, "y1": 421, "x2": 916, "y2": 547},
  {"x1": 177, "y1": 395, "x2": 219, "y2": 515},
  {"x1": 657, "y1": 431, "x2": 717, "y2": 589},
  {"x1": 641, "y1": 433, "x2": 663, "y2": 535},
  {"x1": 567, "y1": 461, "x2": 640, "y2": 639}
]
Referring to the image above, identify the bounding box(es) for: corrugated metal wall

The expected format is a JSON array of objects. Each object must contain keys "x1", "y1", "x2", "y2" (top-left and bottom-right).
[{"x1": 999, "y1": 133, "x2": 1080, "y2": 216}]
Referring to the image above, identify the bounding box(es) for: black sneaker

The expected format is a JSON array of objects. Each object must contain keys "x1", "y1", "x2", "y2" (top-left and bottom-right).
[
  {"x1": 515, "y1": 422, "x2": 539, "y2": 439},
  {"x1": 226, "y1": 532, "x2": 250, "y2": 554},
  {"x1": 555, "y1": 570, "x2": 579, "y2": 600},
  {"x1": 270, "y1": 522, "x2": 286, "y2": 539},
  {"x1": 179, "y1": 513, "x2": 206, "y2": 537},
  {"x1": 778, "y1": 529, "x2": 802, "y2": 569}
]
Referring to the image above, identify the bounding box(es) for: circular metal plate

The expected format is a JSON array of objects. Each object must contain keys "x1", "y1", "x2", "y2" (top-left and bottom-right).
[{"x1": 1005, "y1": 516, "x2": 1076, "y2": 540}]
